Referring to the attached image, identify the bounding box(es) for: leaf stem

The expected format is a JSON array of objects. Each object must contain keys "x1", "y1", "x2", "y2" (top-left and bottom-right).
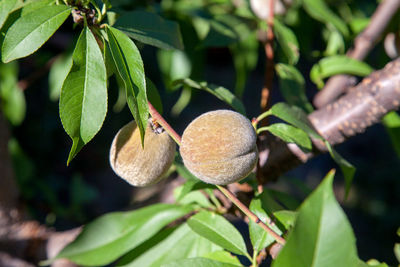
[
  {"x1": 148, "y1": 101, "x2": 285, "y2": 245},
  {"x1": 148, "y1": 101, "x2": 182, "y2": 145},
  {"x1": 216, "y1": 185, "x2": 286, "y2": 245}
]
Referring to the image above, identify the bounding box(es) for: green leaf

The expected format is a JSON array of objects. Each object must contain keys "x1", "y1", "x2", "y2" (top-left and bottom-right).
[
  {"x1": 50, "y1": 204, "x2": 194, "y2": 266},
  {"x1": 395, "y1": 243, "x2": 400, "y2": 263},
  {"x1": 175, "y1": 179, "x2": 213, "y2": 202},
  {"x1": 268, "y1": 102, "x2": 322, "y2": 140},
  {"x1": 171, "y1": 86, "x2": 192, "y2": 116},
  {"x1": 174, "y1": 188, "x2": 215, "y2": 209},
  {"x1": 59, "y1": 27, "x2": 107, "y2": 164},
  {"x1": 187, "y1": 211, "x2": 248, "y2": 256},
  {"x1": 118, "y1": 223, "x2": 222, "y2": 266},
  {"x1": 146, "y1": 78, "x2": 163, "y2": 114},
  {"x1": 265, "y1": 103, "x2": 356, "y2": 192},
  {"x1": 202, "y1": 14, "x2": 254, "y2": 47},
  {"x1": 230, "y1": 32, "x2": 258, "y2": 98},
  {"x1": 202, "y1": 251, "x2": 242, "y2": 266},
  {"x1": 106, "y1": 26, "x2": 148, "y2": 145},
  {"x1": 162, "y1": 257, "x2": 240, "y2": 267},
  {"x1": 0, "y1": 0, "x2": 17, "y2": 30},
  {"x1": 273, "y1": 210, "x2": 297, "y2": 230},
  {"x1": 157, "y1": 49, "x2": 191, "y2": 90},
  {"x1": 272, "y1": 170, "x2": 360, "y2": 267},
  {"x1": 258, "y1": 123, "x2": 312, "y2": 151},
  {"x1": 115, "y1": 10, "x2": 184, "y2": 50},
  {"x1": 302, "y1": 0, "x2": 349, "y2": 37},
  {"x1": 324, "y1": 29, "x2": 344, "y2": 56},
  {"x1": 275, "y1": 63, "x2": 313, "y2": 113},
  {"x1": 268, "y1": 189, "x2": 301, "y2": 210},
  {"x1": 310, "y1": 56, "x2": 373, "y2": 89},
  {"x1": 48, "y1": 52, "x2": 72, "y2": 101},
  {"x1": 324, "y1": 141, "x2": 356, "y2": 198},
  {"x1": 274, "y1": 19, "x2": 299, "y2": 65},
  {"x1": 249, "y1": 195, "x2": 283, "y2": 253},
  {"x1": 1, "y1": 5, "x2": 70, "y2": 63},
  {"x1": 0, "y1": 62, "x2": 25, "y2": 125},
  {"x1": 173, "y1": 78, "x2": 246, "y2": 115},
  {"x1": 382, "y1": 111, "x2": 400, "y2": 159}
]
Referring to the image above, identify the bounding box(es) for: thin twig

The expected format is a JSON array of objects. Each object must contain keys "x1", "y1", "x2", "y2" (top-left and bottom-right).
[
  {"x1": 216, "y1": 185, "x2": 286, "y2": 245},
  {"x1": 148, "y1": 101, "x2": 182, "y2": 145},
  {"x1": 313, "y1": 0, "x2": 400, "y2": 108},
  {"x1": 260, "y1": 0, "x2": 275, "y2": 114}
]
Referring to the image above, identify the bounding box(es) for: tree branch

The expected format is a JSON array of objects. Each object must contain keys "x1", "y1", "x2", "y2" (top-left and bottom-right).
[
  {"x1": 260, "y1": 57, "x2": 400, "y2": 182},
  {"x1": 313, "y1": 0, "x2": 400, "y2": 108}
]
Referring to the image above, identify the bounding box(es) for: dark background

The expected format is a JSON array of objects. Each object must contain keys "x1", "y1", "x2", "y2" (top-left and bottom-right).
[{"x1": 6, "y1": 0, "x2": 400, "y2": 264}]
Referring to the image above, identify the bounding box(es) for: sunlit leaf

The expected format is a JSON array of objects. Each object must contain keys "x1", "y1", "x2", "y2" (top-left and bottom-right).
[
  {"x1": 48, "y1": 204, "x2": 194, "y2": 266},
  {"x1": 59, "y1": 27, "x2": 107, "y2": 164},
  {"x1": 187, "y1": 211, "x2": 248, "y2": 256},
  {"x1": 106, "y1": 26, "x2": 148, "y2": 145},
  {"x1": 118, "y1": 223, "x2": 222, "y2": 266},
  {"x1": 115, "y1": 10, "x2": 184, "y2": 50},
  {"x1": 310, "y1": 56, "x2": 373, "y2": 88},
  {"x1": 275, "y1": 63, "x2": 313, "y2": 113},
  {"x1": 274, "y1": 19, "x2": 299, "y2": 65},
  {"x1": 272, "y1": 170, "x2": 361, "y2": 267},
  {"x1": 303, "y1": 0, "x2": 349, "y2": 37},
  {"x1": 173, "y1": 78, "x2": 246, "y2": 115},
  {"x1": 258, "y1": 123, "x2": 312, "y2": 150},
  {"x1": 1, "y1": 5, "x2": 70, "y2": 62},
  {"x1": 0, "y1": 0, "x2": 17, "y2": 30}
]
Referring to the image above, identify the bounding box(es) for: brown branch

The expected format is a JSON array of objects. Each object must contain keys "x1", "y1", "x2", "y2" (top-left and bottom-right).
[
  {"x1": 313, "y1": 0, "x2": 400, "y2": 108},
  {"x1": 260, "y1": 58, "x2": 400, "y2": 182},
  {"x1": 216, "y1": 185, "x2": 286, "y2": 245},
  {"x1": 260, "y1": 0, "x2": 275, "y2": 113}
]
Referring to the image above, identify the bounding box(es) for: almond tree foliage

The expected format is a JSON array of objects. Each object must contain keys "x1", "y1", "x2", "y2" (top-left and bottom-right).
[{"x1": 0, "y1": 0, "x2": 400, "y2": 266}]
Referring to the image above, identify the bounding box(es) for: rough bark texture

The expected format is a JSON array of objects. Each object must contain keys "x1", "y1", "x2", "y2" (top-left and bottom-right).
[
  {"x1": 260, "y1": 57, "x2": 400, "y2": 182},
  {"x1": 313, "y1": 0, "x2": 400, "y2": 108}
]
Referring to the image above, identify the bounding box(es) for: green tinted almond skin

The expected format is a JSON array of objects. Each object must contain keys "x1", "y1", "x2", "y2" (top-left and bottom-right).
[
  {"x1": 180, "y1": 110, "x2": 259, "y2": 185},
  {"x1": 109, "y1": 121, "x2": 176, "y2": 187}
]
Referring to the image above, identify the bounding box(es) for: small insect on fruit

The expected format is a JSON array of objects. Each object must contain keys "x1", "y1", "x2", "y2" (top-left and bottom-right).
[
  {"x1": 109, "y1": 120, "x2": 176, "y2": 187},
  {"x1": 180, "y1": 110, "x2": 258, "y2": 185}
]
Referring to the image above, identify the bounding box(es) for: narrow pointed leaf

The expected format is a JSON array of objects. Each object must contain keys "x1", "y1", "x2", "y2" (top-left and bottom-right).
[
  {"x1": 173, "y1": 78, "x2": 246, "y2": 115},
  {"x1": 272, "y1": 170, "x2": 360, "y2": 267},
  {"x1": 310, "y1": 56, "x2": 373, "y2": 88},
  {"x1": 0, "y1": 62, "x2": 25, "y2": 125},
  {"x1": 0, "y1": 0, "x2": 17, "y2": 30},
  {"x1": 269, "y1": 102, "x2": 322, "y2": 140},
  {"x1": 118, "y1": 223, "x2": 222, "y2": 266},
  {"x1": 249, "y1": 195, "x2": 283, "y2": 253},
  {"x1": 202, "y1": 251, "x2": 241, "y2": 266},
  {"x1": 106, "y1": 26, "x2": 148, "y2": 145},
  {"x1": 51, "y1": 204, "x2": 194, "y2": 266},
  {"x1": 49, "y1": 52, "x2": 72, "y2": 101},
  {"x1": 187, "y1": 211, "x2": 248, "y2": 256},
  {"x1": 325, "y1": 141, "x2": 355, "y2": 198},
  {"x1": 274, "y1": 19, "x2": 299, "y2": 65},
  {"x1": 115, "y1": 10, "x2": 183, "y2": 50},
  {"x1": 59, "y1": 27, "x2": 107, "y2": 164},
  {"x1": 303, "y1": 0, "x2": 349, "y2": 37},
  {"x1": 1, "y1": 5, "x2": 70, "y2": 62},
  {"x1": 275, "y1": 64, "x2": 313, "y2": 113},
  {"x1": 259, "y1": 123, "x2": 312, "y2": 150},
  {"x1": 162, "y1": 257, "x2": 240, "y2": 267}
]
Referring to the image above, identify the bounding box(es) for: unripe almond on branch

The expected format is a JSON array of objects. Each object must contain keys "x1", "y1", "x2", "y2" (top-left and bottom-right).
[
  {"x1": 109, "y1": 120, "x2": 176, "y2": 187},
  {"x1": 180, "y1": 110, "x2": 258, "y2": 185}
]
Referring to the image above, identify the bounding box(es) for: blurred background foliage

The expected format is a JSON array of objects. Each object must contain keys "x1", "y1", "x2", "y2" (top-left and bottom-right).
[{"x1": 1, "y1": 0, "x2": 400, "y2": 264}]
